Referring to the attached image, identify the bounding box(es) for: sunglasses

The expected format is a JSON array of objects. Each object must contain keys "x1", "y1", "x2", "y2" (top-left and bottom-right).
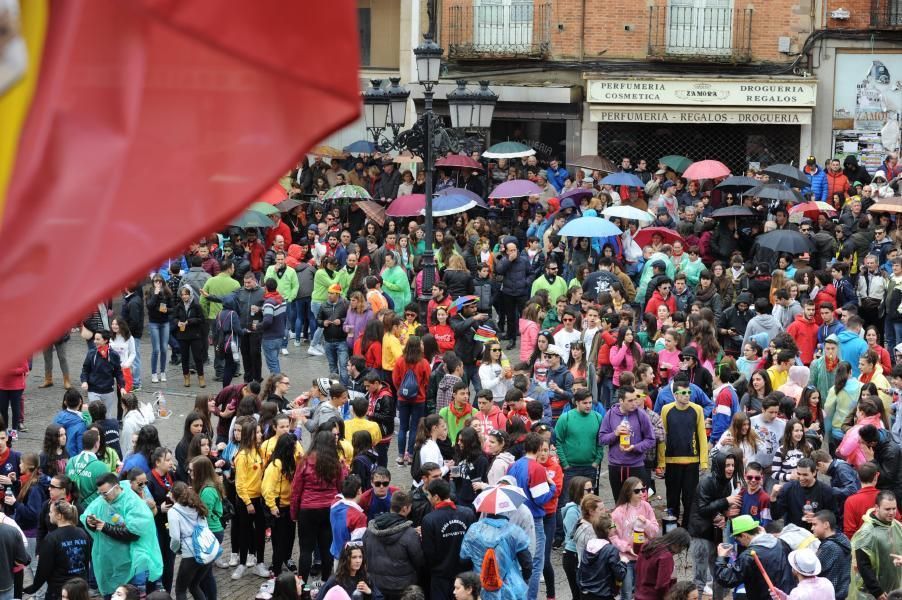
[
  {"x1": 745, "y1": 475, "x2": 762, "y2": 481},
  {"x1": 49, "y1": 483, "x2": 66, "y2": 490},
  {"x1": 563, "y1": 317, "x2": 575, "y2": 322},
  {"x1": 675, "y1": 390, "x2": 691, "y2": 396},
  {"x1": 491, "y1": 348, "x2": 502, "y2": 352},
  {"x1": 633, "y1": 488, "x2": 646, "y2": 494},
  {"x1": 372, "y1": 481, "x2": 390, "y2": 488}
]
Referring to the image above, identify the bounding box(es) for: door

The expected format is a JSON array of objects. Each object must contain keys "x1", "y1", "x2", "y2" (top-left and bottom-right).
[
  {"x1": 666, "y1": 0, "x2": 733, "y2": 56},
  {"x1": 473, "y1": 0, "x2": 533, "y2": 51}
]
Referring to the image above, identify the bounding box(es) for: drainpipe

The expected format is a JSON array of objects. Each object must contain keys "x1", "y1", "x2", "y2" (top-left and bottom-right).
[{"x1": 580, "y1": 0, "x2": 586, "y2": 61}]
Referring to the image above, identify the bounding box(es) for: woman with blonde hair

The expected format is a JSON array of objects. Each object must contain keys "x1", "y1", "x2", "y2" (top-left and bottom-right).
[
  {"x1": 768, "y1": 269, "x2": 787, "y2": 306},
  {"x1": 714, "y1": 412, "x2": 761, "y2": 461},
  {"x1": 443, "y1": 254, "x2": 474, "y2": 299}
]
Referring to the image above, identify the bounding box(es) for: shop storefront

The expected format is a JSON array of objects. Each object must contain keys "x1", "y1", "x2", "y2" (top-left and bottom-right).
[{"x1": 584, "y1": 76, "x2": 817, "y2": 172}]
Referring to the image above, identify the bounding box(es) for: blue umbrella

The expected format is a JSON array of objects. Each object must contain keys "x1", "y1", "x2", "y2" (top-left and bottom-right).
[
  {"x1": 435, "y1": 187, "x2": 487, "y2": 207},
  {"x1": 600, "y1": 172, "x2": 644, "y2": 187},
  {"x1": 559, "y1": 216, "x2": 622, "y2": 238},
  {"x1": 431, "y1": 193, "x2": 487, "y2": 216},
  {"x1": 343, "y1": 140, "x2": 375, "y2": 154}
]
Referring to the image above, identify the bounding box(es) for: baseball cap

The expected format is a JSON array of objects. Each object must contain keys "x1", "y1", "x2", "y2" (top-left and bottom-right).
[
  {"x1": 545, "y1": 345, "x2": 567, "y2": 360},
  {"x1": 328, "y1": 283, "x2": 342, "y2": 294},
  {"x1": 661, "y1": 181, "x2": 675, "y2": 190},
  {"x1": 731, "y1": 514, "x2": 759, "y2": 536}
]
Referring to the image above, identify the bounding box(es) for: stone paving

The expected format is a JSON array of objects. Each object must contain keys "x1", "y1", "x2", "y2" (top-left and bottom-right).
[{"x1": 16, "y1": 334, "x2": 697, "y2": 600}]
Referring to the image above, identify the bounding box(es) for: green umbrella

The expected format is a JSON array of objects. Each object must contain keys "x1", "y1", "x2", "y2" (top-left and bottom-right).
[
  {"x1": 659, "y1": 155, "x2": 693, "y2": 173},
  {"x1": 323, "y1": 184, "x2": 371, "y2": 202},
  {"x1": 248, "y1": 201, "x2": 280, "y2": 216},
  {"x1": 230, "y1": 210, "x2": 273, "y2": 228},
  {"x1": 482, "y1": 141, "x2": 536, "y2": 159}
]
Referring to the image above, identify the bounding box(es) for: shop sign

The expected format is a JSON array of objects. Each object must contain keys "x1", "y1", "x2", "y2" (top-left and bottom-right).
[
  {"x1": 589, "y1": 105, "x2": 812, "y2": 124},
  {"x1": 586, "y1": 77, "x2": 816, "y2": 107},
  {"x1": 833, "y1": 51, "x2": 902, "y2": 130}
]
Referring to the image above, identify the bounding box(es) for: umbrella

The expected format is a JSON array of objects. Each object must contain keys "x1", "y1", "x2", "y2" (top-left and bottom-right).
[
  {"x1": 275, "y1": 198, "x2": 302, "y2": 212},
  {"x1": 357, "y1": 200, "x2": 386, "y2": 226},
  {"x1": 432, "y1": 195, "x2": 483, "y2": 217},
  {"x1": 473, "y1": 485, "x2": 528, "y2": 515},
  {"x1": 568, "y1": 155, "x2": 615, "y2": 173},
  {"x1": 259, "y1": 183, "x2": 288, "y2": 205},
  {"x1": 868, "y1": 197, "x2": 902, "y2": 213},
  {"x1": 602, "y1": 205, "x2": 654, "y2": 223},
  {"x1": 309, "y1": 144, "x2": 344, "y2": 159},
  {"x1": 248, "y1": 201, "x2": 280, "y2": 216},
  {"x1": 710, "y1": 206, "x2": 756, "y2": 219},
  {"x1": 434, "y1": 155, "x2": 484, "y2": 171},
  {"x1": 489, "y1": 179, "x2": 542, "y2": 199},
  {"x1": 631, "y1": 227, "x2": 683, "y2": 247},
  {"x1": 747, "y1": 183, "x2": 805, "y2": 204},
  {"x1": 230, "y1": 210, "x2": 274, "y2": 228},
  {"x1": 600, "y1": 172, "x2": 644, "y2": 188},
  {"x1": 559, "y1": 216, "x2": 623, "y2": 238},
  {"x1": 788, "y1": 201, "x2": 836, "y2": 217},
  {"x1": 385, "y1": 194, "x2": 426, "y2": 217},
  {"x1": 343, "y1": 140, "x2": 375, "y2": 154},
  {"x1": 483, "y1": 141, "x2": 536, "y2": 159},
  {"x1": 683, "y1": 159, "x2": 730, "y2": 181},
  {"x1": 322, "y1": 185, "x2": 371, "y2": 202},
  {"x1": 715, "y1": 176, "x2": 760, "y2": 194},
  {"x1": 754, "y1": 229, "x2": 813, "y2": 255},
  {"x1": 762, "y1": 164, "x2": 808, "y2": 188},
  {"x1": 448, "y1": 295, "x2": 479, "y2": 317},
  {"x1": 435, "y1": 187, "x2": 485, "y2": 206},
  {"x1": 560, "y1": 188, "x2": 595, "y2": 202},
  {"x1": 659, "y1": 155, "x2": 693, "y2": 173}
]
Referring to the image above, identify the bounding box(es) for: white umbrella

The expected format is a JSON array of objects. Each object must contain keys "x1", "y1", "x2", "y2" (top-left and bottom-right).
[{"x1": 602, "y1": 205, "x2": 654, "y2": 224}]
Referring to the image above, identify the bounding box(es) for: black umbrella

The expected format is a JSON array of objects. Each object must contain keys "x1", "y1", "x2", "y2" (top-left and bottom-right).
[
  {"x1": 715, "y1": 176, "x2": 759, "y2": 194},
  {"x1": 747, "y1": 183, "x2": 805, "y2": 203},
  {"x1": 275, "y1": 198, "x2": 302, "y2": 212},
  {"x1": 762, "y1": 164, "x2": 808, "y2": 188},
  {"x1": 710, "y1": 206, "x2": 756, "y2": 219},
  {"x1": 754, "y1": 229, "x2": 813, "y2": 255}
]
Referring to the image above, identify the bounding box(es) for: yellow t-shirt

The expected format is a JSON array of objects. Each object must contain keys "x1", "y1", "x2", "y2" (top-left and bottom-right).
[
  {"x1": 382, "y1": 333, "x2": 403, "y2": 371},
  {"x1": 344, "y1": 416, "x2": 382, "y2": 447},
  {"x1": 767, "y1": 365, "x2": 788, "y2": 390}
]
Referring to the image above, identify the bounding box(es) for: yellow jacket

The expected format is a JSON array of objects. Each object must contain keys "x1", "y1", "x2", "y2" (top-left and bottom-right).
[
  {"x1": 260, "y1": 436, "x2": 305, "y2": 465},
  {"x1": 382, "y1": 333, "x2": 403, "y2": 371},
  {"x1": 235, "y1": 448, "x2": 263, "y2": 505},
  {"x1": 262, "y1": 458, "x2": 293, "y2": 511},
  {"x1": 344, "y1": 417, "x2": 382, "y2": 446}
]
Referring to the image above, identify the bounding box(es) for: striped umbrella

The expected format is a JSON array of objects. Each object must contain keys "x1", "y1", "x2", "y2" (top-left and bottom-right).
[
  {"x1": 473, "y1": 485, "x2": 527, "y2": 515},
  {"x1": 482, "y1": 141, "x2": 535, "y2": 159},
  {"x1": 322, "y1": 185, "x2": 371, "y2": 202}
]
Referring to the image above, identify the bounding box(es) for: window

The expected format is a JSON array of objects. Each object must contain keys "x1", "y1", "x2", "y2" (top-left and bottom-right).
[
  {"x1": 358, "y1": 8, "x2": 371, "y2": 67},
  {"x1": 473, "y1": 0, "x2": 534, "y2": 51},
  {"x1": 666, "y1": 0, "x2": 733, "y2": 56}
]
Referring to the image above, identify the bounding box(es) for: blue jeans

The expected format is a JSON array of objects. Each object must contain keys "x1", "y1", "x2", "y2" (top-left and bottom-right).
[
  {"x1": 262, "y1": 337, "x2": 282, "y2": 375},
  {"x1": 528, "y1": 515, "x2": 545, "y2": 600},
  {"x1": 621, "y1": 560, "x2": 636, "y2": 600},
  {"x1": 310, "y1": 301, "x2": 323, "y2": 347},
  {"x1": 397, "y1": 402, "x2": 425, "y2": 457},
  {"x1": 464, "y1": 364, "x2": 482, "y2": 394},
  {"x1": 294, "y1": 297, "x2": 314, "y2": 341},
  {"x1": 132, "y1": 336, "x2": 142, "y2": 387},
  {"x1": 148, "y1": 322, "x2": 170, "y2": 373},
  {"x1": 324, "y1": 340, "x2": 349, "y2": 383}
]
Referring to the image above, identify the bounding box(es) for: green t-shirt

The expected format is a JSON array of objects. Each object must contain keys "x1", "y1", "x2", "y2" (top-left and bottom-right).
[{"x1": 199, "y1": 485, "x2": 224, "y2": 533}]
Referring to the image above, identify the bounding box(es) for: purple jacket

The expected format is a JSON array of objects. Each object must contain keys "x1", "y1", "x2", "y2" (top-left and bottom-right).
[
  {"x1": 345, "y1": 307, "x2": 373, "y2": 349},
  {"x1": 598, "y1": 404, "x2": 656, "y2": 467}
]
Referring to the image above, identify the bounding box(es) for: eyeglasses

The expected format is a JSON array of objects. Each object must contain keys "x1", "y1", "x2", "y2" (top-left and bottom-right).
[
  {"x1": 100, "y1": 484, "x2": 120, "y2": 499},
  {"x1": 745, "y1": 475, "x2": 762, "y2": 481},
  {"x1": 633, "y1": 488, "x2": 646, "y2": 494},
  {"x1": 372, "y1": 481, "x2": 390, "y2": 488}
]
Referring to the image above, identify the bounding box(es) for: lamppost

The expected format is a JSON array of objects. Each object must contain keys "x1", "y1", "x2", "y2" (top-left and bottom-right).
[{"x1": 362, "y1": 33, "x2": 497, "y2": 298}]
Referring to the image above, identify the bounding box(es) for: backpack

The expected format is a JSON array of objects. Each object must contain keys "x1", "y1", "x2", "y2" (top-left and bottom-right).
[
  {"x1": 480, "y1": 546, "x2": 503, "y2": 592},
  {"x1": 216, "y1": 309, "x2": 240, "y2": 360},
  {"x1": 175, "y1": 508, "x2": 222, "y2": 565},
  {"x1": 398, "y1": 368, "x2": 419, "y2": 403}
]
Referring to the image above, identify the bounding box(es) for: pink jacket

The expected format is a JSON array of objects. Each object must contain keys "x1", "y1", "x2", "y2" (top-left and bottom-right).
[
  {"x1": 610, "y1": 344, "x2": 642, "y2": 386},
  {"x1": 837, "y1": 414, "x2": 884, "y2": 467},
  {"x1": 0, "y1": 360, "x2": 28, "y2": 391},
  {"x1": 609, "y1": 501, "x2": 660, "y2": 557},
  {"x1": 519, "y1": 319, "x2": 539, "y2": 362}
]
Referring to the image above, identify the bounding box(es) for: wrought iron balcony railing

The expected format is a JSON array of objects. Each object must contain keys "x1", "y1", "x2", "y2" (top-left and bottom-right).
[
  {"x1": 648, "y1": 5, "x2": 753, "y2": 62},
  {"x1": 446, "y1": 2, "x2": 551, "y2": 60}
]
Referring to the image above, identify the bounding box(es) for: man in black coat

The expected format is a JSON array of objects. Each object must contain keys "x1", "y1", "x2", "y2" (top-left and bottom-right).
[
  {"x1": 450, "y1": 299, "x2": 491, "y2": 392},
  {"x1": 121, "y1": 285, "x2": 145, "y2": 390},
  {"x1": 717, "y1": 291, "x2": 755, "y2": 355},
  {"x1": 421, "y1": 479, "x2": 476, "y2": 600},
  {"x1": 859, "y1": 424, "x2": 902, "y2": 502},
  {"x1": 714, "y1": 515, "x2": 796, "y2": 600},
  {"x1": 375, "y1": 159, "x2": 401, "y2": 201},
  {"x1": 495, "y1": 238, "x2": 531, "y2": 347}
]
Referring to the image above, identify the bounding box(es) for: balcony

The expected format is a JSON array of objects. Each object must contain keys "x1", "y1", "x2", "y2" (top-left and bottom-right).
[
  {"x1": 647, "y1": 5, "x2": 753, "y2": 63},
  {"x1": 446, "y1": 1, "x2": 551, "y2": 60},
  {"x1": 872, "y1": 0, "x2": 902, "y2": 27}
]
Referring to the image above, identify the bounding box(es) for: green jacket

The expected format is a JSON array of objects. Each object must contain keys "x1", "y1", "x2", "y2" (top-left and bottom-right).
[
  {"x1": 312, "y1": 268, "x2": 338, "y2": 303},
  {"x1": 335, "y1": 266, "x2": 357, "y2": 298},
  {"x1": 531, "y1": 275, "x2": 569, "y2": 305},
  {"x1": 554, "y1": 409, "x2": 604, "y2": 468},
  {"x1": 381, "y1": 265, "x2": 411, "y2": 314},
  {"x1": 263, "y1": 265, "x2": 300, "y2": 302},
  {"x1": 66, "y1": 451, "x2": 110, "y2": 510},
  {"x1": 439, "y1": 404, "x2": 479, "y2": 446},
  {"x1": 681, "y1": 257, "x2": 705, "y2": 288},
  {"x1": 809, "y1": 356, "x2": 837, "y2": 405},
  {"x1": 201, "y1": 272, "x2": 240, "y2": 319}
]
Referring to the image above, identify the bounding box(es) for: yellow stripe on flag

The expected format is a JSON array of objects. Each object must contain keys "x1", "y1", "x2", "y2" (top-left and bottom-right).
[{"x1": 0, "y1": 0, "x2": 49, "y2": 218}]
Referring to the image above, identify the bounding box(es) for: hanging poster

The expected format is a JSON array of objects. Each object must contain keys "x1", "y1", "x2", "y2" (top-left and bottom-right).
[{"x1": 833, "y1": 52, "x2": 902, "y2": 130}]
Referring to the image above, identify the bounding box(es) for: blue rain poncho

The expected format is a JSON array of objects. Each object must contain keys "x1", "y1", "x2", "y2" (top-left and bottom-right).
[{"x1": 459, "y1": 515, "x2": 531, "y2": 600}]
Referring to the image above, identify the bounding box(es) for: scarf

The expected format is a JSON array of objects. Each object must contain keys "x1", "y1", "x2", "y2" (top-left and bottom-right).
[
  {"x1": 97, "y1": 344, "x2": 109, "y2": 360},
  {"x1": 151, "y1": 469, "x2": 173, "y2": 491},
  {"x1": 825, "y1": 355, "x2": 839, "y2": 372},
  {"x1": 449, "y1": 402, "x2": 475, "y2": 420},
  {"x1": 435, "y1": 500, "x2": 457, "y2": 510},
  {"x1": 263, "y1": 290, "x2": 283, "y2": 302},
  {"x1": 695, "y1": 283, "x2": 717, "y2": 302},
  {"x1": 860, "y1": 370, "x2": 875, "y2": 384},
  {"x1": 730, "y1": 266, "x2": 744, "y2": 281}
]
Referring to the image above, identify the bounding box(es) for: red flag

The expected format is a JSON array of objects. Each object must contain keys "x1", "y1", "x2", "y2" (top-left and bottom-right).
[{"x1": 0, "y1": 0, "x2": 360, "y2": 371}]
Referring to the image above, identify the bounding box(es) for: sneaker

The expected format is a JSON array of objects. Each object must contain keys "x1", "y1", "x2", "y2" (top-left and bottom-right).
[
  {"x1": 253, "y1": 563, "x2": 271, "y2": 578},
  {"x1": 310, "y1": 561, "x2": 321, "y2": 578},
  {"x1": 396, "y1": 455, "x2": 406, "y2": 466},
  {"x1": 704, "y1": 584, "x2": 713, "y2": 596},
  {"x1": 151, "y1": 374, "x2": 159, "y2": 383},
  {"x1": 160, "y1": 373, "x2": 167, "y2": 382},
  {"x1": 215, "y1": 557, "x2": 230, "y2": 568},
  {"x1": 307, "y1": 345, "x2": 324, "y2": 356},
  {"x1": 231, "y1": 565, "x2": 247, "y2": 580},
  {"x1": 8, "y1": 430, "x2": 17, "y2": 442},
  {"x1": 246, "y1": 555, "x2": 257, "y2": 568},
  {"x1": 228, "y1": 553, "x2": 240, "y2": 567},
  {"x1": 280, "y1": 348, "x2": 289, "y2": 356},
  {"x1": 132, "y1": 385, "x2": 142, "y2": 392},
  {"x1": 294, "y1": 339, "x2": 301, "y2": 347},
  {"x1": 260, "y1": 578, "x2": 276, "y2": 594},
  {"x1": 285, "y1": 559, "x2": 297, "y2": 573},
  {"x1": 17, "y1": 423, "x2": 26, "y2": 433}
]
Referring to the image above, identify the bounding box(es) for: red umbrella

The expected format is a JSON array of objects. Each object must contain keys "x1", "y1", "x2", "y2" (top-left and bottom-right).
[
  {"x1": 632, "y1": 227, "x2": 683, "y2": 247},
  {"x1": 434, "y1": 155, "x2": 484, "y2": 171},
  {"x1": 682, "y1": 160, "x2": 731, "y2": 181},
  {"x1": 386, "y1": 194, "x2": 426, "y2": 217},
  {"x1": 259, "y1": 183, "x2": 288, "y2": 205}
]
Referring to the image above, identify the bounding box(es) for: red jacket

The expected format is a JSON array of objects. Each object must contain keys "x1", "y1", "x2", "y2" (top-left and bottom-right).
[
  {"x1": 786, "y1": 314, "x2": 818, "y2": 365},
  {"x1": 428, "y1": 323, "x2": 455, "y2": 353},
  {"x1": 596, "y1": 330, "x2": 617, "y2": 368},
  {"x1": 426, "y1": 296, "x2": 452, "y2": 327},
  {"x1": 644, "y1": 290, "x2": 676, "y2": 318},
  {"x1": 843, "y1": 486, "x2": 902, "y2": 539},
  {"x1": 813, "y1": 285, "x2": 836, "y2": 325},
  {"x1": 635, "y1": 545, "x2": 677, "y2": 600},
  {"x1": 247, "y1": 240, "x2": 266, "y2": 272},
  {"x1": 289, "y1": 455, "x2": 348, "y2": 518},
  {"x1": 826, "y1": 170, "x2": 850, "y2": 204},
  {"x1": 266, "y1": 221, "x2": 292, "y2": 250},
  {"x1": 392, "y1": 358, "x2": 431, "y2": 404},
  {"x1": 0, "y1": 361, "x2": 28, "y2": 391}
]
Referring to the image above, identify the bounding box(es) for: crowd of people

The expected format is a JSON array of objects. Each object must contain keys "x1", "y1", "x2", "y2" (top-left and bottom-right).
[{"x1": 3, "y1": 149, "x2": 902, "y2": 600}]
